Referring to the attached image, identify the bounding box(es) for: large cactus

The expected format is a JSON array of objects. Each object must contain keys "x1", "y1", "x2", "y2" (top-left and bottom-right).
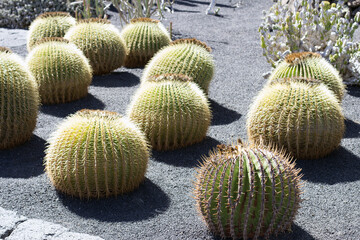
[
  {"x1": 27, "y1": 12, "x2": 76, "y2": 52},
  {"x1": 247, "y1": 81, "x2": 344, "y2": 159},
  {"x1": 194, "y1": 141, "x2": 302, "y2": 240},
  {"x1": 141, "y1": 38, "x2": 215, "y2": 94},
  {"x1": 268, "y1": 52, "x2": 345, "y2": 101},
  {"x1": 120, "y1": 18, "x2": 171, "y2": 68},
  {"x1": 0, "y1": 47, "x2": 39, "y2": 149},
  {"x1": 26, "y1": 37, "x2": 92, "y2": 104},
  {"x1": 45, "y1": 109, "x2": 150, "y2": 199},
  {"x1": 127, "y1": 74, "x2": 211, "y2": 151},
  {"x1": 65, "y1": 18, "x2": 127, "y2": 75}
]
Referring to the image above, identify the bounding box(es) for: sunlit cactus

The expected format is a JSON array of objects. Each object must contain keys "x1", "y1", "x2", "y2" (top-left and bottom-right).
[
  {"x1": 120, "y1": 18, "x2": 171, "y2": 68},
  {"x1": 65, "y1": 18, "x2": 127, "y2": 75},
  {"x1": 268, "y1": 52, "x2": 345, "y2": 101},
  {"x1": 26, "y1": 37, "x2": 92, "y2": 104},
  {"x1": 247, "y1": 81, "x2": 344, "y2": 159},
  {"x1": 194, "y1": 141, "x2": 302, "y2": 240},
  {"x1": 141, "y1": 38, "x2": 215, "y2": 94},
  {"x1": 0, "y1": 47, "x2": 39, "y2": 149},
  {"x1": 27, "y1": 12, "x2": 76, "y2": 51},
  {"x1": 127, "y1": 74, "x2": 211, "y2": 151},
  {"x1": 45, "y1": 109, "x2": 150, "y2": 199}
]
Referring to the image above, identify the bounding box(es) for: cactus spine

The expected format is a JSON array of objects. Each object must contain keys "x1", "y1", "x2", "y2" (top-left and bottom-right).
[
  {"x1": 268, "y1": 52, "x2": 345, "y2": 101},
  {"x1": 26, "y1": 37, "x2": 92, "y2": 104},
  {"x1": 65, "y1": 18, "x2": 127, "y2": 75},
  {"x1": 0, "y1": 47, "x2": 39, "y2": 149},
  {"x1": 120, "y1": 18, "x2": 171, "y2": 68},
  {"x1": 27, "y1": 12, "x2": 76, "y2": 52},
  {"x1": 141, "y1": 38, "x2": 215, "y2": 94},
  {"x1": 247, "y1": 81, "x2": 344, "y2": 159},
  {"x1": 45, "y1": 109, "x2": 150, "y2": 199},
  {"x1": 127, "y1": 74, "x2": 211, "y2": 151},
  {"x1": 194, "y1": 141, "x2": 302, "y2": 240}
]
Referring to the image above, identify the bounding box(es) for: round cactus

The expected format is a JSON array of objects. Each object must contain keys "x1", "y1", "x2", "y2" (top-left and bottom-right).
[
  {"x1": 27, "y1": 12, "x2": 76, "y2": 52},
  {"x1": 26, "y1": 37, "x2": 92, "y2": 104},
  {"x1": 268, "y1": 52, "x2": 345, "y2": 101},
  {"x1": 120, "y1": 18, "x2": 171, "y2": 68},
  {"x1": 45, "y1": 109, "x2": 150, "y2": 199},
  {"x1": 0, "y1": 47, "x2": 39, "y2": 149},
  {"x1": 247, "y1": 81, "x2": 344, "y2": 159},
  {"x1": 141, "y1": 38, "x2": 215, "y2": 94},
  {"x1": 194, "y1": 141, "x2": 302, "y2": 240},
  {"x1": 65, "y1": 18, "x2": 127, "y2": 75},
  {"x1": 127, "y1": 74, "x2": 211, "y2": 151}
]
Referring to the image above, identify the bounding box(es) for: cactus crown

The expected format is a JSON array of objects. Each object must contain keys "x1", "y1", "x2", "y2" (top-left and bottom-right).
[
  {"x1": 285, "y1": 52, "x2": 321, "y2": 65},
  {"x1": 76, "y1": 109, "x2": 122, "y2": 119},
  {"x1": 147, "y1": 73, "x2": 193, "y2": 83},
  {"x1": 171, "y1": 38, "x2": 212, "y2": 52},
  {"x1": 37, "y1": 12, "x2": 71, "y2": 19},
  {"x1": 33, "y1": 37, "x2": 70, "y2": 47},
  {"x1": 78, "y1": 18, "x2": 111, "y2": 24},
  {"x1": 130, "y1": 17, "x2": 160, "y2": 23},
  {"x1": 0, "y1": 47, "x2": 13, "y2": 53},
  {"x1": 194, "y1": 141, "x2": 302, "y2": 239},
  {"x1": 270, "y1": 77, "x2": 322, "y2": 86}
]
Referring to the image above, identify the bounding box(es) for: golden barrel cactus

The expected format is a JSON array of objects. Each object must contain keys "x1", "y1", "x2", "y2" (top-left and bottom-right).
[
  {"x1": 45, "y1": 109, "x2": 150, "y2": 199},
  {"x1": 0, "y1": 47, "x2": 39, "y2": 149}
]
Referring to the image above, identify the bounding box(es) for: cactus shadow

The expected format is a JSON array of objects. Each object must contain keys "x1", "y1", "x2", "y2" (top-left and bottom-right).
[
  {"x1": 295, "y1": 146, "x2": 360, "y2": 184},
  {"x1": 151, "y1": 136, "x2": 221, "y2": 168},
  {"x1": 57, "y1": 178, "x2": 170, "y2": 222},
  {"x1": 40, "y1": 93, "x2": 105, "y2": 118},
  {"x1": 0, "y1": 134, "x2": 45, "y2": 178},
  {"x1": 346, "y1": 85, "x2": 360, "y2": 97},
  {"x1": 344, "y1": 118, "x2": 360, "y2": 138},
  {"x1": 91, "y1": 71, "x2": 140, "y2": 88},
  {"x1": 209, "y1": 99, "x2": 241, "y2": 126}
]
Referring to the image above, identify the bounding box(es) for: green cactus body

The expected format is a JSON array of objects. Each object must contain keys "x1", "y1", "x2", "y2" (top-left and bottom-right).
[
  {"x1": 0, "y1": 47, "x2": 39, "y2": 149},
  {"x1": 120, "y1": 18, "x2": 171, "y2": 68},
  {"x1": 65, "y1": 18, "x2": 127, "y2": 75},
  {"x1": 45, "y1": 109, "x2": 150, "y2": 199},
  {"x1": 268, "y1": 52, "x2": 345, "y2": 101},
  {"x1": 127, "y1": 74, "x2": 211, "y2": 151},
  {"x1": 27, "y1": 12, "x2": 76, "y2": 52},
  {"x1": 141, "y1": 38, "x2": 215, "y2": 94},
  {"x1": 26, "y1": 37, "x2": 92, "y2": 104},
  {"x1": 247, "y1": 81, "x2": 344, "y2": 159},
  {"x1": 194, "y1": 142, "x2": 302, "y2": 240}
]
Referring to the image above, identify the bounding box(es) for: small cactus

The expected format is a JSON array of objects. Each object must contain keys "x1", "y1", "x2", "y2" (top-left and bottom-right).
[
  {"x1": 120, "y1": 18, "x2": 171, "y2": 68},
  {"x1": 45, "y1": 109, "x2": 150, "y2": 199},
  {"x1": 0, "y1": 47, "x2": 39, "y2": 149},
  {"x1": 26, "y1": 37, "x2": 92, "y2": 104},
  {"x1": 194, "y1": 141, "x2": 302, "y2": 240},
  {"x1": 65, "y1": 18, "x2": 127, "y2": 75},
  {"x1": 127, "y1": 74, "x2": 211, "y2": 151},
  {"x1": 268, "y1": 52, "x2": 345, "y2": 101},
  {"x1": 247, "y1": 81, "x2": 344, "y2": 159},
  {"x1": 141, "y1": 38, "x2": 215, "y2": 94},
  {"x1": 27, "y1": 12, "x2": 76, "y2": 52}
]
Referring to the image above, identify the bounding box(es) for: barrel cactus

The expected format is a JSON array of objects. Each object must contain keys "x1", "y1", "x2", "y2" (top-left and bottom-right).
[
  {"x1": 127, "y1": 74, "x2": 211, "y2": 151},
  {"x1": 45, "y1": 109, "x2": 150, "y2": 199},
  {"x1": 247, "y1": 81, "x2": 344, "y2": 159},
  {"x1": 0, "y1": 47, "x2": 39, "y2": 149},
  {"x1": 65, "y1": 18, "x2": 127, "y2": 75},
  {"x1": 141, "y1": 38, "x2": 215, "y2": 94},
  {"x1": 120, "y1": 18, "x2": 171, "y2": 68},
  {"x1": 26, "y1": 37, "x2": 92, "y2": 104},
  {"x1": 268, "y1": 52, "x2": 345, "y2": 101},
  {"x1": 27, "y1": 12, "x2": 76, "y2": 52},
  {"x1": 194, "y1": 141, "x2": 302, "y2": 240}
]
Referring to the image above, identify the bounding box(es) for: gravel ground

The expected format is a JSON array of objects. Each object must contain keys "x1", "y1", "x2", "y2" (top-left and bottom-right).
[{"x1": 0, "y1": 0, "x2": 360, "y2": 239}]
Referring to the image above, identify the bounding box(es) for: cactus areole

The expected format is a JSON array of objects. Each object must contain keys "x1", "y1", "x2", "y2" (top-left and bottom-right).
[{"x1": 194, "y1": 141, "x2": 302, "y2": 240}]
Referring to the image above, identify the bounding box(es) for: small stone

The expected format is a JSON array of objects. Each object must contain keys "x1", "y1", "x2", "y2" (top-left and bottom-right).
[{"x1": 0, "y1": 207, "x2": 27, "y2": 239}]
